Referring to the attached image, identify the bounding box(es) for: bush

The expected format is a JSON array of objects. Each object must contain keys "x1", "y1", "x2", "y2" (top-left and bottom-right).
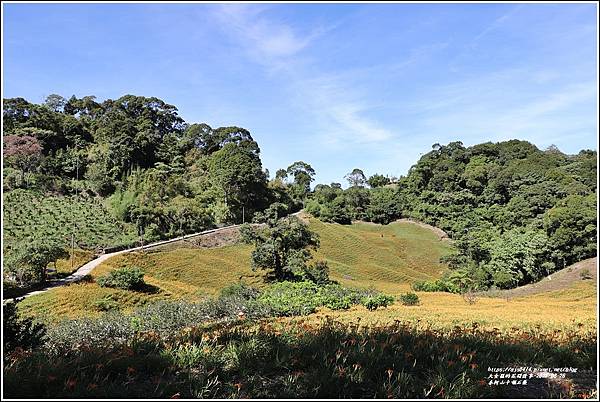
[
  {"x1": 258, "y1": 281, "x2": 320, "y2": 316},
  {"x1": 3, "y1": 299, "x2": 46, "y2": 353},
  {"x1": 399, "y1": 292, "x2": 420, "y2": 306},
  {"x1": 92, "y1": 295, "x2": 120, "y2": 312},
  {"x1": 219, "y1": 282, "x2": 261, "y2": 300},
  {"x1": 363, "y1": 294, "x2": 395, "y2": 310},
  {"x1": 316, "y1": 284, "x2": 361, "y2": 310},
  {"x1": 257, "y1": 281, "x2": 389, "y2": 315},
  {"x1": 580, "y1": 269, "x2": 593, "y2": 280},
  {"x1": 298, "y1": 260, "x2": 331, "y2": 285},
  {"x1": 412, "y1": 279, "x2": 459, "y2": 293},
  {"x1": 97, "y1": 266, "x2": 146, "y2": 290}
]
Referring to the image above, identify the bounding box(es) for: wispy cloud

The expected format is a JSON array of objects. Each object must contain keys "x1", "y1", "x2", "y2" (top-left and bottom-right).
[
  {"x1": 410, "y1": 71, "x2": 597, "y2": 152},
  {"x1": 470, "y1": 5, "x2": 523, "y2": 48},
  {"x1": 210, "y1": 4, "x2": 395, "y2": 146},
  {"x1": 212, "y1": 4, "x2": 325, "y2": 71}
]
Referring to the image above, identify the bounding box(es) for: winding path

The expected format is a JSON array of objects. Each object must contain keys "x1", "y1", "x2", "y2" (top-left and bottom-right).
[
  {"x1": 19, "y1": 225, "x2": 241, "y2": 299},
  {"x1": 15, "y1": 212, "x2": 462, "y2": 300}
]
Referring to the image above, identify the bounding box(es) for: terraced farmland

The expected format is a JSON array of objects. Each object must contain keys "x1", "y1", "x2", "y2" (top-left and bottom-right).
[
  {"x1": 3, "y1": 189, "x2": 138, "y2": 251},
  {"x1": 311, "y1": 218, "x2": 453, "y2": 293}
]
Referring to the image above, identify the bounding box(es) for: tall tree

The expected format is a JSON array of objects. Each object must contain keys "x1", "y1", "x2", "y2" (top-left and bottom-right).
[
  {"x1": 240, "y1": 215, "x2": 320, "y2": 281},
  {"x1": 285, "y1": 161, "x2": 316, "y2": 202},
  {"x1": 345, "y1": 168, "x2": 367, "y2": 188},
  {"x1": 3, "y1": 135, "x2": 43, "y2": 185}
]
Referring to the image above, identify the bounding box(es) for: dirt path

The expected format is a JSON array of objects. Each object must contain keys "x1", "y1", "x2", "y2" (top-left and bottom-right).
[
  {"x1": 15, "y1": 211, "x2": 307, "y2": 300},
  {"x1": 482, "y1": 257, "x2": 597, "y2": 299},
  {"x1": 17, "y1": 225, "x2": 241, "y2": 300}
]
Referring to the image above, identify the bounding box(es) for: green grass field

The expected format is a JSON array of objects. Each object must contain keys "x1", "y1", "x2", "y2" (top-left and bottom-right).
[
  {"x1": 3, "y1": 189, "x2": 137, "y2": 251},
  {"x1": 18, "y1": 217, "x2": 452, "y2": 321},
  {"x1": 9, "y1": 216, "x2": 598, "y2": 399},
  {"x1": 17, "y1": 216, "x2": 597, "y2": 335}
]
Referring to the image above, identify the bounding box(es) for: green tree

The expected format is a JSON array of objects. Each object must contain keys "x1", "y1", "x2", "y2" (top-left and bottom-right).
[
  {"x1": 240, "y1": 216, "x2": 321, "y2": 281},
  {"x1": 208, "y1": 142, "x2": 268, "y2": 223},
  {"x1": 543, "y1": 193, "x2": 597, "y2": 268},
  {"x1": 344, "y1": 168, "x2": 367, "y2": 188},
  {"x1": 285, "y1": 161, "x2": 316, "y2": 204},
  {"x1": 367, "y1": 173, "x2": 391, "y2": 188},
  {"x1": 366, "y1": 187, "x2": 399, "y2": 224},
  {"x1": 5, "y1": 241, "x2": 68, "y2": 286}
]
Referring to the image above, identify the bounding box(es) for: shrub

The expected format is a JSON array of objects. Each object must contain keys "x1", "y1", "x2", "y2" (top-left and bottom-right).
[
  {"x1": 316, "y1": 284, "x2": 356, "y2": 310},
  {"x1": 219, "y1": 282, "x2": 261, "y2": 300},
  {"x1": 258, "y1": 281, "x2": 320, "y2": 316},
  {"x1": 399, "y1": 292, "x2": 420, "y2": 306},
  {"x1": 257, "y1": 281, "x2": 389, "y2": 315},
  {"x1": 298, "y1": 260, "x2": 331, "y2": 285},
  {"x1": 97, "y1": 266, "x2": 146, "y2": 290},
  {"x1": 462, "y1": 291, "x2": 478, "y2": 305},
  {"x1": 92, "y1": 295, "x2": 120, "y2": 312},
  {"x1": 579, "y1": 269, "x2": 593, "y2": 280},
  {"x1": 3, "y1": 299, "x2": 46, "y2": 353},
  {"x1": 412, "y1": 279, "x2": 459, "y2": 293},
  {"x1": 363, "y1": 294, "x2": 395, "y2": 310}
]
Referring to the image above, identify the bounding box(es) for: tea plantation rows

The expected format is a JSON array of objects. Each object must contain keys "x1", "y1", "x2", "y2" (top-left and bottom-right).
[{"x1": 3, "y1": 190, "x2": 137, "y2": 251}]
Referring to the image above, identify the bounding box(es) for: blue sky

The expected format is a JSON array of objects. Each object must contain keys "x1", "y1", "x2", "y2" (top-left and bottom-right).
[{"x1": 3, "y1": 3, "x2": 598, "y2": 186}]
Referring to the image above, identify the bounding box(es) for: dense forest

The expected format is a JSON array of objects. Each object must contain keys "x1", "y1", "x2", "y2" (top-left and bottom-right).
[{"x1": 2, "y1": 94, "x2": 597, "y2": 293}]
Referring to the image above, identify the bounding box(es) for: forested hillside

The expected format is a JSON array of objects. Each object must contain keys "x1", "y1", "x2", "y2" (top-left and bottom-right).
[
  {"x1": 3, "y1": 94, "x2": 597, "y2": 293},
  {"x1": 307, "y1": 141, "x2": 597, "y2": 291}
]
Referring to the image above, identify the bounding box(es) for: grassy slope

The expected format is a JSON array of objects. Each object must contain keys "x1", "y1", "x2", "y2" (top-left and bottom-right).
[
  {"x1": 19, "y1": 218, "x2": 451, "y2": 321},
  {"x1": 18, "y1": 217, "x2": 596, "y2": 333},
  {"x1": 288, "y1": 280, "x2": 596, "y2": 333},
  {"x1": 311, "y1": 218, "x2": 453, "y2": 293}
]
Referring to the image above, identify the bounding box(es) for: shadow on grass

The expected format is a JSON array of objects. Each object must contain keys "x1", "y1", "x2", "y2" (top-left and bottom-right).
[
  {"x1": 3, "y1": 319, "x2": 596, "y2": 399},
  {"x1": 135, "y1": 283, "x2": 160, "y2": 294}
]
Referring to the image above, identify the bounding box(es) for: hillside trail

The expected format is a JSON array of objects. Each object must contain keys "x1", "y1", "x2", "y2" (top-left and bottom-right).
[
  {"x1": 14, "y1": 225, "x2": 240, "y2": 300},
  {"x1": 480, "y1": 257, "x2": 597, "y2": 299},
  {"x1": 13, "y1": 211, "x2": 305, "y2": 300}
]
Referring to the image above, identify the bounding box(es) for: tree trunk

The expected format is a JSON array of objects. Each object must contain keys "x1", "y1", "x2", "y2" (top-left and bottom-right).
[{"x1": 274, "y1": 252, "x2": 282, "y2": 280}]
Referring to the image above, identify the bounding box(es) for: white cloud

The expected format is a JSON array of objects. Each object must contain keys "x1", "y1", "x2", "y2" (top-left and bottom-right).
[
  {"x1": 210, "y1": 4, "x2": 394, "y2": 146},
  {"x1": 410, "y1": 73, "x2": 597, "y2": 152}
]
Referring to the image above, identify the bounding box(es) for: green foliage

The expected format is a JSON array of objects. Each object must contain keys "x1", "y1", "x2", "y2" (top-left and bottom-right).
[
  {"x1": 219, "y1": 282, "x2": 261, "y2": 301},
  {"x1": 241, "y1": 216, "x2": 321, "y2": 281},
  {"x1": 395, "y1": 141, "x2": 597, "y2": 290},
  {"x1": 92, "y1": 295, "x2": 120, "y2": 312},
  {"x1": 283, "y1": 161, "x2": 316, "y2": 204},
  {"x1": 297, "y1": 260, "x2": 331, "y2": 285},
  {"x1": 3, "y1": 189, "x2": 138, "y2": 252},
  {"x1": 367, "y1": 173, "x2": 391, "y2": 188},
  {"x1": 412, "y1": 279, "x2": 458, "y2": 293},
  {"x1": 257, "y1": 281, "x2": 321, "y2": 316},
  {"x1": 97, "y1": 267, "x2": 146, "y2": 290},
  {"x1": 3, "y1": 299, "x2": 46, "y2": 354},
  {"x1": 4, "y1": 239, "x2": 68, "y2": 286},
  {"x1": 399, "y1": 292, "x2": 419, "y2": 306},
  {"x1": 257, "y1": 281, "x2": 389, "y2": 316},
  {"x1": 208, "y1": 141, "x2": 269, "y2": 223},
  {"x1": 8, "y1": 317, "x2": 594, "y2": 399},
  {"x1": 364, "y1": 294, "x2": 396, "y2": 310}
]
